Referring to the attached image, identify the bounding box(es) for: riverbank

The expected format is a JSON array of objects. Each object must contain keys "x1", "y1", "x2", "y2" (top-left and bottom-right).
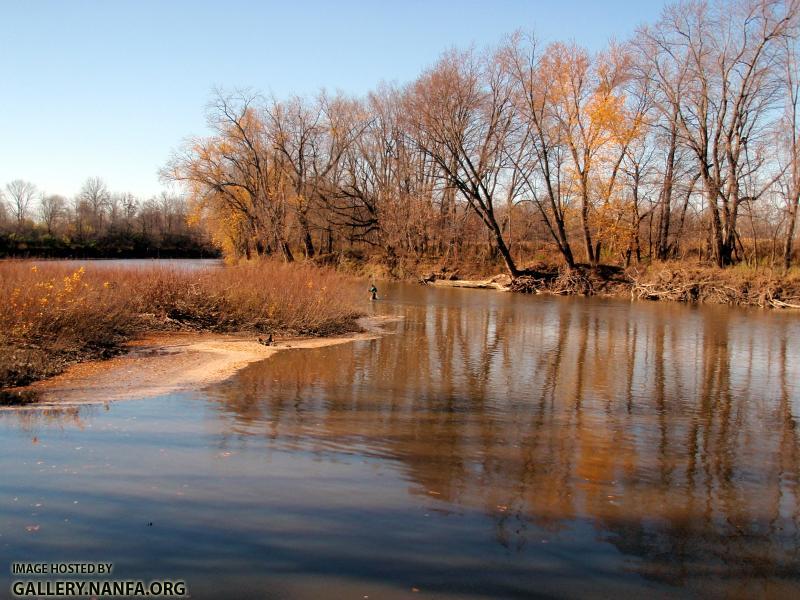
[
  {"x1": 2, "y1": 316, "x2": 397, "y2": 408},
  {"x1": 421, "y1": 262, "x2": 800, "y2": 309},
  {"x1": 0, "y1": 260, "x2": 365, "y2": 397}
]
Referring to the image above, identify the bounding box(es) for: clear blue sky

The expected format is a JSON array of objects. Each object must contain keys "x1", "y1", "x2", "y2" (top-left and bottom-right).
[{"x1": 0, "y1": 0, "x2": 665, "y2": 199}]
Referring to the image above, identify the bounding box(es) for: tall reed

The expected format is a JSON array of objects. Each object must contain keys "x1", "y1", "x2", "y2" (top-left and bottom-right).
[{"x1": 0, "y1": 260, "x2": 364, "y2": 388}]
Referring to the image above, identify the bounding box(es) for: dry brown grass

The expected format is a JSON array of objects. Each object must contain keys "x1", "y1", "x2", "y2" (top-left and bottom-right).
[{"x1": 0, "y1": 260, "x2": 364, "y2": 390}]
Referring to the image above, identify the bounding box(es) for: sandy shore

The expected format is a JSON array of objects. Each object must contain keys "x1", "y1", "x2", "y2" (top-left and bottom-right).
[{"x1": 6, "y1": 316, "x2": 398, "y2": 409}]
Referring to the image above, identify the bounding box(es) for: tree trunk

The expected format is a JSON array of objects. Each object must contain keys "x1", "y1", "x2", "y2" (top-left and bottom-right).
[
  {"x1": 581, "y1": 207, "x2": 595, "y2": 264},
  {"x1": 280, "y1": 239, "x2": 294, "y2": 262},
  {"x1": 491, "y1": 220, "x2": 519, "y2": 277},
  {"x1": 580, "y1": 181, "x2": 596, "y2": 265},
  {"x1": 704, "y1": 178, "x2": 727, "y2": 267},
  {"x1": 657, "y1": 124, "x2": 677, "y2": 260},
  {"x1": 299, "y1": 213, "x2": 315, "y2": 258},
  {"x1": 784, "y1": 192, "x2": 799, "y2": 269}
]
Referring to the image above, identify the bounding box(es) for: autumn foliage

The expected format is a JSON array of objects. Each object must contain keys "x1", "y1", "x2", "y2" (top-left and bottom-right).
[{"x1": 163, "y1": 0, "x2": 800, "y2": 277}]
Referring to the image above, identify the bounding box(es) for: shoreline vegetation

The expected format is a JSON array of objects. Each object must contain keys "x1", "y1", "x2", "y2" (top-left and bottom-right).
[
  {"x1": 2, "y1": 251, "x2": 799, "y2": 405},
  {"x1": 3, "y1": 252, "x2": 799, "y2": 404},
  {"x1": 413, "y1": 260, "x2": 800, "y2": 309},
  {"x1": 0, "y1": 260, "x2": 364, "y2": 402}
]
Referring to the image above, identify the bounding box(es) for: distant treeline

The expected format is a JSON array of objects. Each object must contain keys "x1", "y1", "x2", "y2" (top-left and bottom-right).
[
  {"x1": 0, "y1": 177, "x2": 219, "y2": 259},
  {"x1": 0, "y1": 231, "x2": 218, "y2": 259}
]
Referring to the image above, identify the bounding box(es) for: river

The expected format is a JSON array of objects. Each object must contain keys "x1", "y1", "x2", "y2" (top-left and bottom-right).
[{"x1": 2, "y1": 282, "x2": 799, "y2": 598}]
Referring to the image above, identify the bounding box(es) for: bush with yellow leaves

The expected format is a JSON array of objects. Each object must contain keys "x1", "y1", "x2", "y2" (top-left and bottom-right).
[{"x1": 0, "y1": 260, "x2": 364, "y2": 390}]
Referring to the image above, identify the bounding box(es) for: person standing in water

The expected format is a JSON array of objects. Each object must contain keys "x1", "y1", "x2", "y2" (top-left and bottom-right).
[{"x1": 369, "y1": 284, "x2": 378, "y2": 300}]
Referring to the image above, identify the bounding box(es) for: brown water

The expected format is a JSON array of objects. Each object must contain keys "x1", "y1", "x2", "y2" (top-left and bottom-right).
[{"x1": 2, "y1": 282, "x2": 799, "y2": 599}]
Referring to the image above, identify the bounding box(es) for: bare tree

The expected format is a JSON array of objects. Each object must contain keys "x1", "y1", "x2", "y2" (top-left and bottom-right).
[
  {"x1": 77, "y1": 176, "x2": 110, "y2": 234},
  {"x1": 0, "y1": 189, "x2": 8, "y2": 230},
  {"x1": 122, "y1": 193, "x2": 138, "y2": 233},
  {"x1": 633, "y1": 24, "x2": 693, "y2": 260},
  {"x1": 779, "y1": 28, "x2": 800, "y2": 268},
  {"x1": 504, "y1": 34, "x2": 577, "y2": 267},
  {"x1": 266, "y1": 93, "x2": 368, "y2": 258},
  {"x1": 405, "y1": 47, "x2": 523, "y2": 277},
  {"x1": 641, "y1": 0, "x2": 798, "y2": 266},
  {"x1": 332, "y1": 87, "x2": 440, "y2": 264},
  {"x1": 5, "y1": 179, "x2": 37, "y2": 230},
  {"x1": 39, "y1": 194, "x2": 66, "y2": 235},
  {"x1": 165, "y1": 90, "x2": 295, "y2": 260}
]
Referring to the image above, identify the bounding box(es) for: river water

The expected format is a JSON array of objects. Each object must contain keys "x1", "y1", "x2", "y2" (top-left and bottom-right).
[{"x1": 2, "y1": 282, "x2": 799, "y2": 599}]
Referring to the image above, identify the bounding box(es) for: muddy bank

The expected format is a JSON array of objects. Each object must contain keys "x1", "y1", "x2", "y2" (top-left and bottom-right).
[
  {"x1": 3, "y1": 316, "x2": 398, "y2": 408},
  {"x1": 423, "y1": 264, "x2": 800, "y2": 309}
]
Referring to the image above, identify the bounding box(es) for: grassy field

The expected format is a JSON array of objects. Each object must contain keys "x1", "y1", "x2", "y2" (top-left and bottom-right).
[{"x1": 0, "y1": 260, "x2": 364, "y2": 390}]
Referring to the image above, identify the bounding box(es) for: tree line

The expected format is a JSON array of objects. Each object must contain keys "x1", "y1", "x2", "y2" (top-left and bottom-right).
[
  {"x1": 164, "y1": 0, "x2": 800, "y2": 276},
  {"x1": 0, "y1": 177, "x2": 217, "y2": 258}
]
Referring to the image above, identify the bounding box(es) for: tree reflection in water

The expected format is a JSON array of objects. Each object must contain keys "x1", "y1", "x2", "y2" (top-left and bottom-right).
[{"x1": 208, "y1": 284, "x2": 800, "y2": 593}]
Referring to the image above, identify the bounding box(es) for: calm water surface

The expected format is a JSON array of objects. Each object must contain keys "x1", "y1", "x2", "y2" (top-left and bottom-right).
[
  {"x1": 28, "y1": 258, "x2": 223, "y2": 270},
  {"x1": 2, "y1": 283, "x2": 800, "y2": 599}
]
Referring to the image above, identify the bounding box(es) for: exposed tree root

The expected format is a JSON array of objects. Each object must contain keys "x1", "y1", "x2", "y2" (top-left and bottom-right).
[
  {"x1": 628, "y1": 267, "x2": 800, "y2": 308},
  {"x1": 505, "y1": 264, "x2": 800, "y2": 309},
  {"x1": 509, "y1": 265, "x2": 626, "y2": 297}
]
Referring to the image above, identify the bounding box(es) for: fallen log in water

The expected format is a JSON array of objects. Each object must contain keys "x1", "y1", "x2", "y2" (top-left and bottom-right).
[{"x1": 430, "y1": 276, "x2": 511, "y2": 290}]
